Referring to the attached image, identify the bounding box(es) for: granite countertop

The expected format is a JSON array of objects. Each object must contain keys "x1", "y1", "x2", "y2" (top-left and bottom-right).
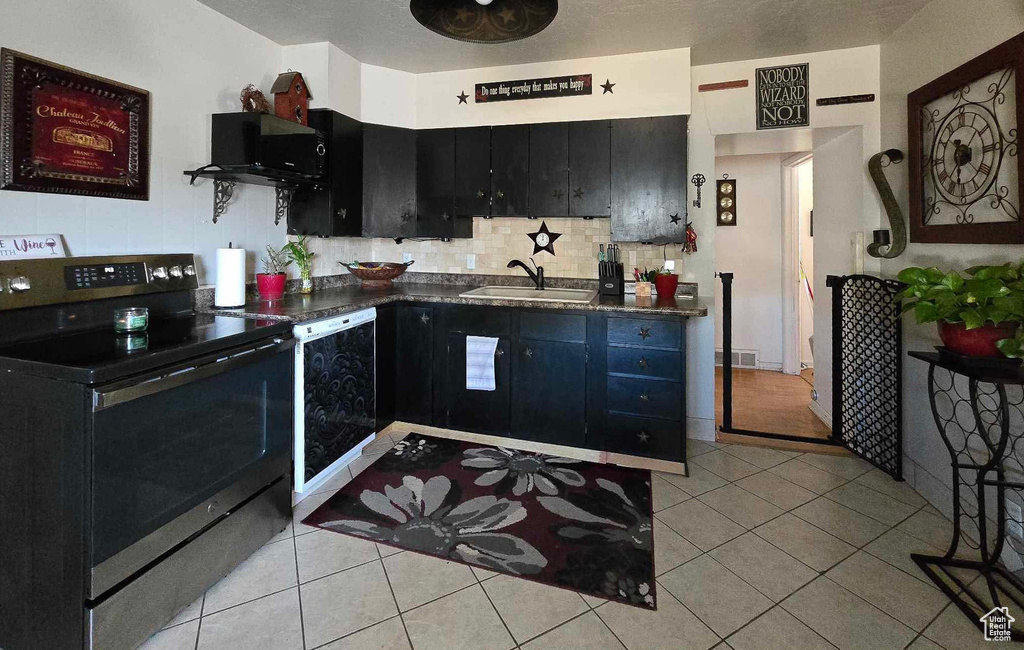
[{"x1": 203, "y1": 281, "x2": 709, "y2": 323}]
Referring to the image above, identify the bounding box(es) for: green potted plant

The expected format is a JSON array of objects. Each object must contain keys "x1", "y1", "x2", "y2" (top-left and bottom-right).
[
  {"x1": 283, "y1": 236, "x2": 316, "y2": 294},
  {"x1": 257, "y1": 245, "x2": 290, "y2": 301},
  {"x1": 897, "y1": 262, "x2": 1024, "y2": 358}
]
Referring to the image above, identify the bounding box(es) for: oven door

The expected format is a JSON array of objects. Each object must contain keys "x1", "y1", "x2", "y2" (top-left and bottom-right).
[{"x1": 87, "y1": 337, "x2": 294, "y2": 599}]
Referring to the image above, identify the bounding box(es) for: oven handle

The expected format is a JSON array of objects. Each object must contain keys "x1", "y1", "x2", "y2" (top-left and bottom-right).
[{"x1": 92, "y1": 337, "x2": 295, "y2": 412}]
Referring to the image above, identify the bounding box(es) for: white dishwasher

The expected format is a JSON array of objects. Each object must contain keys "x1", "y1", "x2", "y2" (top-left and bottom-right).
[{"x1": 293, "y1": 307, "x2": 377, "y2": 498}]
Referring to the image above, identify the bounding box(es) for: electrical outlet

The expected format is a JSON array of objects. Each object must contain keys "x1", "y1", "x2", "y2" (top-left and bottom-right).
[
  {"x1": 403, "y1": 252, "x2": 413, "y2": 264},
  {"x1": 466, "y1": 254, "x2": 476, "y2": 270},
  {"x1": 1007, "y1": 499, "x2": 1023, "y2": 540}
]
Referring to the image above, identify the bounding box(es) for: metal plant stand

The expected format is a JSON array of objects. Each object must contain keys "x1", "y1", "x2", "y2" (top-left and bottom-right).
[{"x1": 910, "y1": 351, "x2": 1024, "y2": 641}]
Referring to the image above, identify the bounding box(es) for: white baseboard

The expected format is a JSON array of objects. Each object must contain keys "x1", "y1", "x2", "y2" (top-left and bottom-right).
[
  {"x1": 758, "y1": 362, "x2": 783, "y2": 372},
  {"x1": 807, "y1": 400, "x2": 832, "y2": 430}
]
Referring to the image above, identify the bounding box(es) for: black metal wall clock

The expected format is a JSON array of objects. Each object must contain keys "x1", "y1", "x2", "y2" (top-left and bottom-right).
[
  {"x1": 716, "y1": 176, "x2": 737, "y2": 226},
  {"x1": 908, "y1": 32, "x2": 1023, "y2": 244},
  {"x1": 527, "y1": 221, "x2": 561, "y2": 255}
]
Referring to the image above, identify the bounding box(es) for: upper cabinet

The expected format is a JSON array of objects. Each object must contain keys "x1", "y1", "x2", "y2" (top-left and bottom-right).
[
  {"x1": 454, "y1": 127, "x2": 491, "y2": 217},
  {"x1": 490, "y1": 125, "x2": 530, "y2": 217},
  {"x1": 417, "y1": 128, "x2": 472, "y2": 239},
  {"x1": 569, "y1": 120, "x2": 611, "y2": 218},
  {"x1": 362, "y1": 123, "x2": 418, "y2": 239},
  {"x1": 529, "y1": 122, "x2": 569, "y2": 218},
  {"x1": 288, "y1": 109, "x2": 363, "y2": 237},
  {"x1": 610, "y1": 115, "x2": 688, "y2": 243}
]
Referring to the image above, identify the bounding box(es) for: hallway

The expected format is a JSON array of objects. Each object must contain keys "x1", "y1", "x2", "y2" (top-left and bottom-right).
[{"x1": 716, "y1": 367, "x2": 832, "y2": 440}]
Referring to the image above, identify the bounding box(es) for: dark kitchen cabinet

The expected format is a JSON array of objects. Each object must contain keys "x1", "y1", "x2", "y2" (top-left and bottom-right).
[
  {"x1": 455, "y1": 127, "x2": 492, "y2": 216},
  {"x1": 610, "y1": 115, "x2": 688, "y2": 243},
  {"x1": 529, "y1": 122, "x2": 569, "y2": 217},
  {"x1": 446, "y1": 333, "x2": 511, "y2": 436},
  {"x1": 395, "y1": 305, "x2": 434, "y2": 424},
  {"x1": 512, "y1": 338, "x2": 587, "y2": 447},
  {"x1": 416, "y1": 128, "x2": 471, "y2": 239},
  {"x1": 569, "y1": 120, "x2": 611, "y2": 217},
  {"x1": 490, "y1": 125, "x2": 530, "y2": 217},
  {"x1": 363, "y1": 123, "x2": 418, "y2": 238},
  {"x1": 288, "y1": 109, "x2": 363, "y2": 237}
]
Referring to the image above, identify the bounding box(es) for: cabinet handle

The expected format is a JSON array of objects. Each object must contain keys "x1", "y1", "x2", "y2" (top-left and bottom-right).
[
  {"x1": 495, "y1": 348, "x2": 505, "y2": 358},
  {"x1": 638, "y1": 327, "x2": 651, "y2": 340},
  {"x1": 496, "y1": 189, "x2": 505, "y2": 199},
  {"x1": 476, "y1": 189, "x2": 485, "y2": 199},
  {"x1": 638, "y1": 430, "x2": 650, "y2": 443},
  {"x1": 400, "y1": 211, "x2": 414, "y2": 223},
  {"x1": 337, "y1": 207, "x2": 347, "y2": 220},
  {"x1": 639, "y1": 393, "x2": 650, "y2": 402},
  {"x1": 420, "y1": 313, "x2": 430, "y2": 325},
  {"x1": 638, "y1": 357, "x2": 650, "y2": 369},
  {"x1": 524, "y1": 346, "x2": 533, "y2": 359}
]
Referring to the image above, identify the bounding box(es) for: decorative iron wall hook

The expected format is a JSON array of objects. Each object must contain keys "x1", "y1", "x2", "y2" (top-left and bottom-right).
[
  {"x1": 691, "y1": 173, "x2": 706, "y2": 208},
  {"x1": 867, "y1": 149, "x2": 907, "y2": 259}
]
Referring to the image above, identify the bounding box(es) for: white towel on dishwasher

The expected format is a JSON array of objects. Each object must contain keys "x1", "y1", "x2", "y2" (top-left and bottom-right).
[{"x1": 465, "y1": 336, "x2": 499, "y2": 391}]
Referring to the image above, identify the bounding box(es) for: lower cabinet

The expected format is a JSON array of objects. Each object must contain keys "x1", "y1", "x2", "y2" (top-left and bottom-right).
[
  {"x1": 445, "y1": 333, "x2": 511, "y2": 436},
  {"x1": 512, "y1": 338, "x2": 586, "y2": 447},
  {"x1": 395, "y1": 305, "x2": 434, "y2": 425},
  {"x1": 604, "y1": 413, "x2": 682, "y2": 460}
]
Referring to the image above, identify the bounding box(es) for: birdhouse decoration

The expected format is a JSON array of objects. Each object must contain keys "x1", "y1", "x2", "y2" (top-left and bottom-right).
[{"x1": 271, "y1": 71, "x2": 312, "y2": 125}]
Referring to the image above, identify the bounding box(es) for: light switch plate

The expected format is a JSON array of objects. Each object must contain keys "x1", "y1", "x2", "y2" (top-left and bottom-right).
[
  {"x1": 466, "y1": 254, "x2": 476, "y2": 270},
  {"x1": 403, "y1": 252, "x2": 413, "y2": 264}
]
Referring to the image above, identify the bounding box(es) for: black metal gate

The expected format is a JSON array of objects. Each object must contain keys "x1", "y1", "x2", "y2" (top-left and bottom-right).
[{"x1": 827, "y1": 274, "x2": 903, "y2": 479}]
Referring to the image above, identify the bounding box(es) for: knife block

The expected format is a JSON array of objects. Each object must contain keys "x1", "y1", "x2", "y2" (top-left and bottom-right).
[{"x1": 599, "y1": 263, "x2": 625, "y2": 297}]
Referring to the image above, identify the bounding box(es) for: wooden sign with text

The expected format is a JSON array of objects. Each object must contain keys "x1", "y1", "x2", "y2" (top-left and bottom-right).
[
  {"x1": 816, "y1": 94, "x2": 875, "y2": 106},
  {"x1": 476, "y1": 75, "x2": 592, "y2": 103}
]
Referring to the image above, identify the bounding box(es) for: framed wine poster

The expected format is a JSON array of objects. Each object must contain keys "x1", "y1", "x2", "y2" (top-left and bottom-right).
[{"x1": 0, "y1": 48, "x2": 150, "y2": 200}]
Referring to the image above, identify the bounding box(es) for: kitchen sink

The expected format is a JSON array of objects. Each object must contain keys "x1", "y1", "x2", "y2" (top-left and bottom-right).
[{"x1": 459, "y1": 286, "x2": 598, "y2": 303}]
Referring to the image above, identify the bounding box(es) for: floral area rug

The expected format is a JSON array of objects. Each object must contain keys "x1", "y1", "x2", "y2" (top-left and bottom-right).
[{"x1": 302, "y1": 433, "x2": 657, "y2": 609}]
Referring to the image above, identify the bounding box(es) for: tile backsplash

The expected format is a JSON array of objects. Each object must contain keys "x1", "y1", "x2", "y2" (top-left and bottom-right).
[{"x1": 302, "y1": 217, "x2": 692, "y2": 281}]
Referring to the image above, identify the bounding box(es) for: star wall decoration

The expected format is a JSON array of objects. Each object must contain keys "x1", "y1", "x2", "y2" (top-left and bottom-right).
[
  {"x1": 457, "y1": 91, "x2": 469, "y2": 104},
  {"x1": 527, "y1": 221, "x2": 562, "y2": 255},
  {"x1": 601, "y1": 79, "x2": 616, "y2": 94}
]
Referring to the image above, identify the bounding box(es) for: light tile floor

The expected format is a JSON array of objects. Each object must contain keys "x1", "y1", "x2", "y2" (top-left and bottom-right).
[{"x1": 140, "y1": 429, "x2": 1022, "y2": 650}]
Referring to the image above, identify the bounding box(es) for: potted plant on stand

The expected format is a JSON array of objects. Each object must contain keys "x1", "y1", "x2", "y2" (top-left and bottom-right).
[
  {"x1": 284, "y1": 236, "x2": 316, "y2": 294},
  {"x1": 897, "y1": 263, "x2": 1024, "y2": 358},
  {"x1": 257, "y1": 245, "x2": 290, "y2": 301}
]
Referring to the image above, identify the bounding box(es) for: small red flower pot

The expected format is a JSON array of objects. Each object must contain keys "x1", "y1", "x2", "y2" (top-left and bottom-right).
[
  {"x1": 654, "y1": 274, "x2": 679, "y2": 299},
  {"x1": 938, "y1": 320, "x2": 1018, "y2": 358},
  {"x1": 256, "y1": 273, "x2": 287, "y2": 301}
]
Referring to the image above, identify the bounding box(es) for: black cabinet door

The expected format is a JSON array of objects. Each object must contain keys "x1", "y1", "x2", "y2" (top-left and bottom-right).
[
  {"x1": 288, "y1": 109, "x2": 363, "y2": 237},
  {"x1": 490, "y1": 125, "x2": 530, "y2": 217},
  {"x1": 395, "y1": 306, "x2": 434, "y2": 424},
  {"x1": 363, "y1": 123, "x2": 417, "y2": 238},
  {"x1": 529, "y1": 122, "x2": 569, "y2": 217},
  {"x1": 417, "y1": 128, "x2": 470, "y2": 238},
  {"x1": 446, "y1": 334, "x2": 511, "y2": 436},
  {"x1": 512, "y1": 339, "x2": 586, "y2": 446},
  {"x1": 455, "y1": 127, "x2": 492, "y2": 216},
  {"x1": 569, "y1": 120, "x2": 611, "y2": 217},
  {"x1": 610, "y1": 115, "x2": 688, "y2": 242}
]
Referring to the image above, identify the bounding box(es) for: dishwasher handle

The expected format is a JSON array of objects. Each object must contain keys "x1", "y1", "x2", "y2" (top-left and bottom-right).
[{"x1": 92, "y1": 338, "x2": 295, "y2": 411}]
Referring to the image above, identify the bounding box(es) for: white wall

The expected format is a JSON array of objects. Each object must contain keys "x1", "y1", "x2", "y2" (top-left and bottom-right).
[
  {"x1": 713, "y1": 154, "x2": 787, "y2": 369},
  {"x1": 415, "y1": 49, "x2": 690, "y2": 128},
  {"x1": 0, "y1": 0, "x2": 287, "y2": 282},
  {"x1": 879, "y1": 0, "x2": 1024, "y2": 515},
  {"x1": 798, "y1": 160, "x2": 814, "y2": 365},
  {"x1": 691, "y1": 45, "x2": 883, "y2": 430}
]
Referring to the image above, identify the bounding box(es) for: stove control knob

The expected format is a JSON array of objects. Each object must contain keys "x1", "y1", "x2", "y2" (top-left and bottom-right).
[
  {"x1": 9, "y1": 276, "x2": 30, "y2": 292},
  {"x1": 151, "y1": 267, "x2": 168, "y2": 281},
  {"x1": 169, "y1": 265, "x2": 183, "y2": 279},
  {"x1": 183, "y1": 265, "x2": 196, "y2": 277}
]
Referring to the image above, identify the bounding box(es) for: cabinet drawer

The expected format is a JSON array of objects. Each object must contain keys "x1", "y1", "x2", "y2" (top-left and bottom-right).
[
  {"x1": 607, "y1": 376, "x2": 681, "y2": 420},
  {"x1": 519, "y1": 312, "x2": 586, "y2": 342},
  {"x1": 604, "y1": 413, "x2": 682, "y2": 461},
  {"x1": 607, "y1": 317, "x2": 680, "y2": 349},
  {"x1": 607, "y1": 347, "x2": 681, "y2": 380},
  {"x1": 447, "y1": 306, "x2": 511, "y2": 335}
]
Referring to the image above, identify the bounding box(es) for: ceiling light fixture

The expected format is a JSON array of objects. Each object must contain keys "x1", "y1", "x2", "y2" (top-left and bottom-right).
[{"x1": 410, "y1": 0, "x2": 558, "y2": 44}]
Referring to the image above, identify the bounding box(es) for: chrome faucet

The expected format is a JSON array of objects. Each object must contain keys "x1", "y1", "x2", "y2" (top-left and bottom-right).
[{"x1": 507, "y1": 258, "x2": 544, "y2": 290}]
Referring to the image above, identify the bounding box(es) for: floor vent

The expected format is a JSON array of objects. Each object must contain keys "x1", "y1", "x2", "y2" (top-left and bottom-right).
[{"x1": 715, "y1": 349, "x2": 759, "y2": 369}]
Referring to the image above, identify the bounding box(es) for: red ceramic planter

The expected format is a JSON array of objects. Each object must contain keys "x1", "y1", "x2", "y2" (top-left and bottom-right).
[
  {"x1": 654, "y1": 274, "x2": 679, "y2": 299},
  {"x1": 938, "y1": 320, "x2": 1018, "y2": 358},
  {"x1": 256, "y1": 273, "x2": 286, "y2": 301}
]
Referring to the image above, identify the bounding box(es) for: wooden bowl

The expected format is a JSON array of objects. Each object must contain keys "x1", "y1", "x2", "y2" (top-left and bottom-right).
[{"x1": 340, "y1": 261, "x2": 414, "y2": 288}]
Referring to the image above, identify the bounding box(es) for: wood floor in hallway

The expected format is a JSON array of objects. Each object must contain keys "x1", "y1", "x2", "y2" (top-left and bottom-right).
[{"x1": 716, "y1": 367, "x2": 832, "y2": 440}]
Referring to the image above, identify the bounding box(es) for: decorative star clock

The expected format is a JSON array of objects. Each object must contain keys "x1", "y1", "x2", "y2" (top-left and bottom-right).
[
  {"x1": 527, "y1": 221, "x2": 561, "y2": 255},
  {"x1": 908, "y1": 33, "x2": 1022, "y2": 244}
]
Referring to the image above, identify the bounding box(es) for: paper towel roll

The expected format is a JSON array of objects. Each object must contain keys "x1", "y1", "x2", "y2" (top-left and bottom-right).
[{"x1": 215, "y1": 247, "x2": 246, "y2": 308}]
